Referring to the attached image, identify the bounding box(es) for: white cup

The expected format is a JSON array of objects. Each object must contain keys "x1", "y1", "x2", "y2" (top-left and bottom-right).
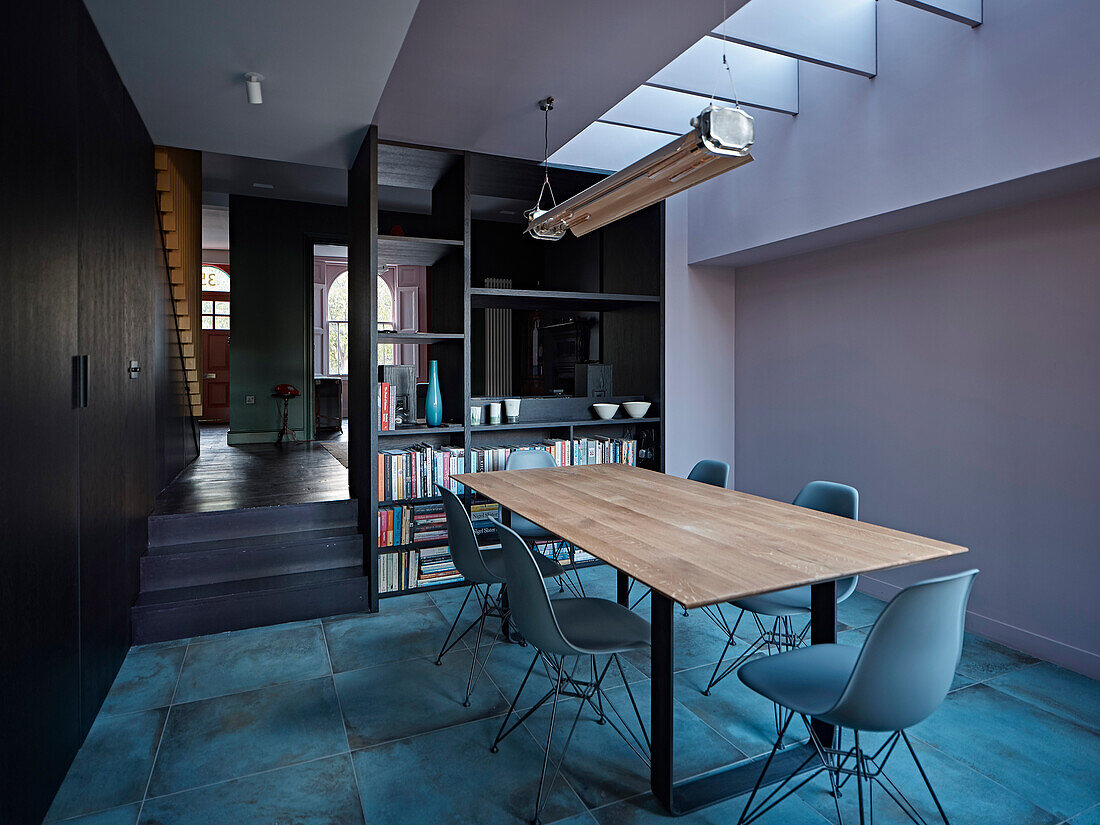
[
  {"x1": 469, "y1": 406, "x2": 483, "y2": 426},
  {"x1": 504, "y1": 398, "x2": 521, "y2": 423},
  {"x1": 488, "y1": 402, "x2": 502, "y2": 425}
]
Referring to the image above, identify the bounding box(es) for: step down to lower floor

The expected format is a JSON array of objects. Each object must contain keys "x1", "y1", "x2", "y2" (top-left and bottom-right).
[
  {"x1": 148, "y1": 498, "x2": 358, "y2": 548},
  {"x1": 132, "y1": 566, "x2": 371, "y2": 645},
  {"x1": 140, "y1": 527, "x2": 363, "y2": 591}
]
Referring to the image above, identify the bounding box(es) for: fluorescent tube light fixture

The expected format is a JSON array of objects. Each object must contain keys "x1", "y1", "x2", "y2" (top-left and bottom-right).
[
  {"x1": 527, "y1": 103, "x2": 753, "y2": 239},
  {"x1": 528, "y1": 1, "x2": 755, "y2": 239},
  {"x1": 244, "y1": 72, "x2": 264, "y2": 104}
]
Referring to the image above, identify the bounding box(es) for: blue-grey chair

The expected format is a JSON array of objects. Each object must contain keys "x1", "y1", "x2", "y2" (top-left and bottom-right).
[
  {"x1": 433, "y1": 486, "x2": 564, "y2": 707},
  {"x1": 628, "y1": 458, "x2": 731, "y2": 612},
  {"x1": 489, "y1": 517, "x2": 651, "y2": 825},
  {"x1": 688, "y1": 458, "x2": 730, "y2": 487},
  {"x1": 703, "y1": 481, "x2": 860, "y2": 698},
  {"x1": 736, "y1": 569, "x2": 978, "y2": 825},
  {"x1": 505, "y1": 448, "x2": 585, "y2": 595}
]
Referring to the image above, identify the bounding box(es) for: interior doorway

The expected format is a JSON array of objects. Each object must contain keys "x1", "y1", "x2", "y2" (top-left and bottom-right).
[{"x1": 200, "y1": 263, "x2": 231, "y2": 422}]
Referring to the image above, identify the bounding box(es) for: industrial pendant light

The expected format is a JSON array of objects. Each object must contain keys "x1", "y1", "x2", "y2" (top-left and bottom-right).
[
  {"x1": 527, "y1": 4, "x2": 755, "y2": 240},
  {"x1": 525, "y1": 97, "x2": 566, "y2": 240}
]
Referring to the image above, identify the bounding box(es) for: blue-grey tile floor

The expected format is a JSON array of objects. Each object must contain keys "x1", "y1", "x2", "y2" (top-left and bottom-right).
[{"x1": 44, "y1": 565, "x2": 1099, "y2": 825}]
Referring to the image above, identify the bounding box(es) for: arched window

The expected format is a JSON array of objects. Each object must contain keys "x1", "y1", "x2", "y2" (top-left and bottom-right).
[
  {"x1": 327, "y1": 271, "x2": 349, "y2": 375},
  {"x1": 377, "y1": 274, "x2": 396, "y2": 366},
  {"x1": 201, "y1": 265, "x2": 231, "y2": 292},
  {"x1": 201, "y1": 265, "x2": 231, "y2": 330}
]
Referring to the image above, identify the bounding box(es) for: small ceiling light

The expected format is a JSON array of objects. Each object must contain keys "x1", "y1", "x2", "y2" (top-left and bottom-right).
[
  {"x1": 244, "y1": 72, "x2": 264, "y2": 104},
  {"x1": 251, "y1": 182, "x2": 274, "y2": 189}
]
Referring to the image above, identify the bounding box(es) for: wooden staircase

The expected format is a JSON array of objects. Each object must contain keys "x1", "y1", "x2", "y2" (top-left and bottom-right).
[
  {"x1": 132, "y1": 499, "x2": 368, "y2": 644},
  {"x1": 154, "y1": 148, "x2": 202, "y2": 417}
]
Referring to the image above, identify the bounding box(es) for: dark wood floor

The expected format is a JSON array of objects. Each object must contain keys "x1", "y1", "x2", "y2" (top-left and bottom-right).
[{"x1": 152, "y1": 424, "x2": 350, "y2": 515}]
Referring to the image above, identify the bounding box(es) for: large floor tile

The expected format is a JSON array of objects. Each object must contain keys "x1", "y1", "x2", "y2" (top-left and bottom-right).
[
  {"x1": 986, "y1": 663, "x2": 1100, "y2": 733},
  {"x1": 673, "y1": 664, "x2": 804, "y2": 759},
  {"x1": 100, "y1": 644, "x2": 187, "y2": 715},
  {"x1": 955, "y1": 633, "x2": 1040, "y2": 682},
  {"x1": 323, "y1": 605, "x2": 450, "y2": 672},
  {"x1": 482, "y1": 643, "x2": 649, "y2": 714},
  {"x1": 335, "y1": 653, "x2": 508, "y2": 748},
  {"x1": 139, "y1": 754, "x2": 364, "y2": 825},
  {"x1": 797, "y1": 732, "x2": 1060, "y2": 825},
  {"x1": 836, "y1": 591, "x2": 886, "y2": 630},
  {"x1": 590, "y1": 790, "x2": 828, "y2": 825},
  {"x1": 174, "y1": 622, "x2": 330, "y2": 703},
  {"x1": 623, "y1": 611, "x2": 735, "y2": 677},
  {"x1": 1069, "y1": 803, "x2": 1100, "y2": 824},
  {"x1": 148, "y1": 677, "x2": 346, "y2": 798},
  {"x1": 353, "y1": 715, "x2": 589, "y2": 825},
  {"x1": 44, "y1": 709, "x2": 167, "y2": 822},
  {"x1": 49, "y1": 803, "x2": 141, "y2": 825},
  {"x1": 521, "y1": 679, "x2": 748, "y2": 811},
  {"x1": 911, "y1": 683, "x2": 1100, "y2": 820}
]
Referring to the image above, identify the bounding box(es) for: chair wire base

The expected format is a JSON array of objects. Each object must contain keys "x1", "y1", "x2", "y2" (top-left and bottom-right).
[
  {"x1": 738, "y1": 713, "x2": 952, "y2": 825},
  {"x1": 434, "y1": 582, "x2": 508, "y2": 707},
  {"x1": 490, "y1": 650, "x2": 650, "y2": 825}
]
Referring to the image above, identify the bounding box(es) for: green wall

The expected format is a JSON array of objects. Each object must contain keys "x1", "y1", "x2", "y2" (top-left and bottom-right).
[{"x1": 227, "y1": 195, "x2": 346, "y2": 443}]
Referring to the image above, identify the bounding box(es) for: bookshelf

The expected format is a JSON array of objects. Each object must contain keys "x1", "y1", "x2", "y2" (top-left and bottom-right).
[{"x1": 351, "y1": 131, "x2": 665, "y2": 610}]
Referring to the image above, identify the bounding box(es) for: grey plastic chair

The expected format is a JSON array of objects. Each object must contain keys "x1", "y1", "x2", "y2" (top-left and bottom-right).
[
  {"x1": 433, "y1": 486, "x2": 564, "y2": 707},
  {"x1": 489, "y1": 517, "x2": 651, "y2": 825},
  {"x1": 504, "y1": 448, "x2": 586, "y2": 595},
  {"x1": 627, "y1": 458, "x2": 731, "y2": 612},
  {"x1": 703, "y1": 481, "x2": 860, "y2": 700},
  {"x1": 736, "y1": 569, "x2": 979, "y2": 825},
  {"x1": 688, "y1": 458, "x2": 730, "y2": 487}
]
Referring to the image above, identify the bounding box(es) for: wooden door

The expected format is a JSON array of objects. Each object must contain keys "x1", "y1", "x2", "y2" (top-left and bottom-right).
[{"x1": 202, "y1": 329, "x2": 231, "y2": 422}]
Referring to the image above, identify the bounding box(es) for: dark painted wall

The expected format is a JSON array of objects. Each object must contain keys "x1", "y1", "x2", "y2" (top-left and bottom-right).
[
  {"x1": 733, "y1": 188, "x2": 1100, "y2": 677},
  {"x1": 1, "y1": 1, "x2": 166, "y2": 821},
  {"x1": 228, "y1": 195, "x2": 346, "y2": 443}
]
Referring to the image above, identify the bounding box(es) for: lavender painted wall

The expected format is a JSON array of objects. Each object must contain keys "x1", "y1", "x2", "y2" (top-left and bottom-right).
[
  {"x1": 689, "y1": 0, "x2": 1100, "y2": 264},
  {"x1": 663, "y1": 194, "x2": 736, "y2": 478},
  {"x1": 733, "y1": 187, "x2": 1100, "y2": 676}
]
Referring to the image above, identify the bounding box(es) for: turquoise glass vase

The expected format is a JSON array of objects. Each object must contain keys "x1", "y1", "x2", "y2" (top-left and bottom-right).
[{"x1": 425, "y1": 360, "x2": 443, "y2": 426}]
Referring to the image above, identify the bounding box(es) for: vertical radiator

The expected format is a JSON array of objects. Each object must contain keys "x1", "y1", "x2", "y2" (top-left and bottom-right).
[{"x1": 484, "y1": 277, "x2": 513, "y2": 396}]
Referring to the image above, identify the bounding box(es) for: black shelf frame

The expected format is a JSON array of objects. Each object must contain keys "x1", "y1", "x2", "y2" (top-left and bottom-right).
[
  {"x1": 355, "y1": 136, "x2": 667, "y2": 610},
  {"x1": 470, "y1": 287, "x2": 660, "y2": 311}
]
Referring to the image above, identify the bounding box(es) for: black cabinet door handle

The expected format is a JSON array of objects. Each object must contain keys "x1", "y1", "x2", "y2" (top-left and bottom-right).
[{"x1": 73, "y1": 355, "x2": 88, "y2": 408}]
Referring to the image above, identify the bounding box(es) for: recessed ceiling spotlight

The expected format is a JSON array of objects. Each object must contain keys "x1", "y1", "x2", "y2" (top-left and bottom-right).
[
  {"x1": 500, "y1": 210, "x2": 516, "y2": 215},
  {"x1": 244, "y1": 72, "x2": 264, "y2": 104},
  {"x1": 251, "y1": 182, "x2": 274, "y2": 189}
]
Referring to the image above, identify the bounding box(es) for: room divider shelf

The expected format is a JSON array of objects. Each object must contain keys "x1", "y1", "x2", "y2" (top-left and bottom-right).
[{"x1": 357, "y1": 131, "x2": 666, "y2": 611}]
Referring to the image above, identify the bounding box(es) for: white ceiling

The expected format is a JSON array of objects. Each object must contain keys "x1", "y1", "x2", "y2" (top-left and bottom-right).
[{"x1": 83, "y1": 0, "x2": 420, "y2": 168}]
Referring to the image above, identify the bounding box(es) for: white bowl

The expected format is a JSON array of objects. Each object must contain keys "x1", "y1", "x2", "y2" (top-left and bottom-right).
[
  {"x1": 622, "y1": 401, "x2": 652, "y2": 419},
  {"x1": 591, "y1": 403, "x2": 620, "y2": 420}
]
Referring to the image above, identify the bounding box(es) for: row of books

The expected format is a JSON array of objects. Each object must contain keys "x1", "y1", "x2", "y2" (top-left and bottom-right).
[
  {"x1": 377, "y1": 438, "x2": 638, "y2": 502},
  {"x1": 378, "y1": 532, "x2": 593, "y2": 595},
  {"x1": 377, "y1": 550, "x2": 419, "y2": 593},
  {"x1": 377, "y1": 500, "x2": 502, "y2": 547},
  {"x1": 377, "y1": 382, "x2": 397, "y2": 431},
  {"x1": 377, "y1": 444, "x2": 467, "y2": 502}
]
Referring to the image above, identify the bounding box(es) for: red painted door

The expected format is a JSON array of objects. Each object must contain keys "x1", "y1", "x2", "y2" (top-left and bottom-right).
[{"x1": 202, "y1": 330, "x2": 230, "y2": 422}]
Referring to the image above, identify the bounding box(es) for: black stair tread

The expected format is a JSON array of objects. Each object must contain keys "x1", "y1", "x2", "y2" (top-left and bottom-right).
[
  {"x1": 145, "y1": 526, "x2": 361, "y2": 557},
  {"x1": 134, "y1": 566, "x2": 366, "y2": 608},
  {"x1": 148, "y1": 497, "x2": 357, "y2": 523}
]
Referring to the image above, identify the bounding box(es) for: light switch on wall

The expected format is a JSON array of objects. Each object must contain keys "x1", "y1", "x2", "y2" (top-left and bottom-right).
[{"x1": 245, "y1": 395, "x2": 256, "y2": 404}]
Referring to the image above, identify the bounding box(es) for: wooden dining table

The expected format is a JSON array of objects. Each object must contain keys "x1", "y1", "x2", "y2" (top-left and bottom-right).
[{"x1": 453, "y1": 463, "x2": 968, "y2": 816}]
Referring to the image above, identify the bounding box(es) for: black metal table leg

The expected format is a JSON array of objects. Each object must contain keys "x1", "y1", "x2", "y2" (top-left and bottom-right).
[
  {"x1": 650, "y1": 583, "x2": 838, "y2": 815},
  {"x1": 617, "y1": 570, "x2": 631, "y2": 607}
]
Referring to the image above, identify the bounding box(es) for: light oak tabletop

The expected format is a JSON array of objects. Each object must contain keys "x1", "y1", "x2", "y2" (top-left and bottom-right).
[{"x1": 453, "y1": 464, "x2": 968, "y2": 609}]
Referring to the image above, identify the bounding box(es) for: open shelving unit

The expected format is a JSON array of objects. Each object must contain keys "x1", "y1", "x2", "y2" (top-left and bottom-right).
[{"x1": 351, "y1": 132, "x2": 666, "y2": 610}]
